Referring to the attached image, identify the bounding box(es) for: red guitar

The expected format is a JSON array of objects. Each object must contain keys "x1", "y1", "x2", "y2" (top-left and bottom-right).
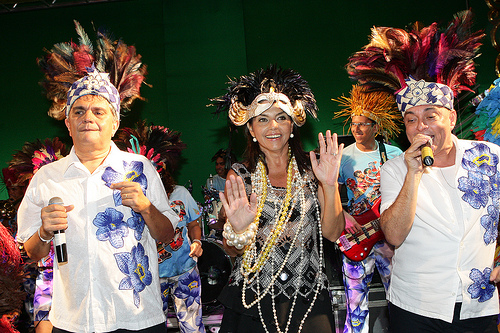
[{"x1": 336, "y1": 198, "x2": 384, "y2": 261}]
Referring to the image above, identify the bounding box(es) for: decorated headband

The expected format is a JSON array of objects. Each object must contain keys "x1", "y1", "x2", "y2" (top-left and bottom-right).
[
  {"x1": 333, "y1": 84, "x2": 401, "y2": 140},
  {"x1": 66, "y1": 65, "x2": 120, "y2": 118},
  {"x1": 346, "y1": 10, "x2": 484, "y2": 115},
  {"x1": 211, "y1": 65, "x2": 318, "y2": 126},
  {"x1": 38, "y1": 20, "x2": 147, "y2": 120}
]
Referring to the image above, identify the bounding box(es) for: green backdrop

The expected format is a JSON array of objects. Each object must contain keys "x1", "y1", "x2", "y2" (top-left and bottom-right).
[{"x1": 0, "y1": 0, "x2": 496, "y2": 201}]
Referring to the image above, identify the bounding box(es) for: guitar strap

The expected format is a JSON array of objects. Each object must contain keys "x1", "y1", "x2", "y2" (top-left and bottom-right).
[{"x1": 378, "y1": 139, "x2": 387, "y2": 165}]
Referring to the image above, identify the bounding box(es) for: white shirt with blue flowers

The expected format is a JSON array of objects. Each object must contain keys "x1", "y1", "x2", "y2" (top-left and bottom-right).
[
  {"x1": 17, "y1": 142, "x2": 179, "y2": 333},
  {"x1": 380, "y1": 135, "x2": 500, "y2": 322}
]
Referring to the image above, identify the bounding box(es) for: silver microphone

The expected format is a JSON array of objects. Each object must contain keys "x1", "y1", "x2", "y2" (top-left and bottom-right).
[{"x1": 49, "y1": 197, "x2": 68, "y2": 264}]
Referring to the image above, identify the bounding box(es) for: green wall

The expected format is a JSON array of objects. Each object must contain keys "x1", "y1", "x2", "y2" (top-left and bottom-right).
[{"x1": 0, "y1": 0, "x2": 496, "y2": 201}]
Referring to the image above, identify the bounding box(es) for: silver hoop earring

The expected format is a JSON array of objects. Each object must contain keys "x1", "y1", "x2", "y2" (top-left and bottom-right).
[
  {"x1": 252, "y1": 137, "x2": 257, "y2": 142},
  {"x1": 290, "y1": 133, "x2": 294, "y2": 139}
]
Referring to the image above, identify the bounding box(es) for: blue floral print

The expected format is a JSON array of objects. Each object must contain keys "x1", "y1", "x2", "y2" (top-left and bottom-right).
[
  {"x1": 102, "y1": 161, "x2": 148, "y2": 206},
  {"x1": 467, "y1": 267, "x2": 495, "y2": 303},
  {"x1": 174, "y1": 268, "x2": 201, "y2": 308},
  {"x1": 458, "y1": 173, "x2": 490, "y2": 209},
  {"x1": 127, "y1": 210, "x2": 145, "y2": 241},
  {"x1": 459, "y1": 144, "x2": 500, "y2": 243},
  {"x1": 480, "y1": 205, "x2": 499, "y2": 245},
  {"x1": 346, "y1": 306, "x2": 369, "y2": 333},
  {"x1": 115, "y1": 242, "x2": 153, "y2": 308},
  {"x1": 462, "y1": 143, "x2": 498, "y2": 177},
  {"x1": 93, "y1": 208, "x2": 128, "y2": 248}
]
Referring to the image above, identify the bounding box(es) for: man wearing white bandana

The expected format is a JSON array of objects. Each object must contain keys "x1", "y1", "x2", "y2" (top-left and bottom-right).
[
  {"x1": 17, "y1": 67, "x2": 179, "y2": 333},
  {"x1": 380, "y1": 77, "x2": 500, "y2": 332}
]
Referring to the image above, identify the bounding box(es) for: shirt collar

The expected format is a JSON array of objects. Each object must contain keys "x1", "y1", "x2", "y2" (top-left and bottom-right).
[{"x1": 63, "y1": 141, "x2": 124, "y2": 177}]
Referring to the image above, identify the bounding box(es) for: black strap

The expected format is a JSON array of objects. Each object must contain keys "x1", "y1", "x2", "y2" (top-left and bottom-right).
[{"x1": 378, "y1": 139, "x2": 387, "y2": 165}]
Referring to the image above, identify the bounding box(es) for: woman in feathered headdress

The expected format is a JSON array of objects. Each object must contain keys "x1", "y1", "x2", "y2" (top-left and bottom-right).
[
  {"x1": 348, "y1": 10, "x2": 500, "y2": 332},
  {"x1": 210, "y1": 65, "x2": 345, "y2": 333}
]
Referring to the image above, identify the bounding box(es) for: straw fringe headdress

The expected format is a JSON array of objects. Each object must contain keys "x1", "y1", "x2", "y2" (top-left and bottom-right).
[{"x1": 333, "y1": 85, "x2": 401, "y2": 140}]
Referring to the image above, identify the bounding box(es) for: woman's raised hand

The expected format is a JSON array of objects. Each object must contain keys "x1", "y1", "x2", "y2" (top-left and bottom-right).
[
  {"x1": 310, "y1": 130, "x2": 344, "y2": 187},
  {"x1": 219, "y1": 174, "x2": 258, "y2": 233}
]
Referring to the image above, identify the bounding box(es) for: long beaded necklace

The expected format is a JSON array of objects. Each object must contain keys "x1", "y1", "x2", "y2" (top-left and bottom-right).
[
  {"x1": 242, "y1": 152, "x2": 295, "y2": 276},
  {"x1": 241, "y1": 152, "x2": 325, "y2": 333}
]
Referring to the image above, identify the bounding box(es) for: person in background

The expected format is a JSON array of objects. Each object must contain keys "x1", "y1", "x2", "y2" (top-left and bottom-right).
[
  {"x1": 333, "y1": 85, "x2": 402, "y2": 333},
  {"x1": 6, "y1": 138, "x2": 69, "y2": 333},
  {"x1": 206, "y1": 149, "x2": 236, "y2": 193},
  {"x1": 114, "y1": 122, "x2": 205, "y2": 332}
]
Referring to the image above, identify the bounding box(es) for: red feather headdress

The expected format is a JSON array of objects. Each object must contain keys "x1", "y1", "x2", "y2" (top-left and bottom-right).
[
  {"x1": 346, "y1": 10, "x2": 484, "y2": 113},
  {"x1": 37, "y1": 20, "x2": 148, "y2": 120}
]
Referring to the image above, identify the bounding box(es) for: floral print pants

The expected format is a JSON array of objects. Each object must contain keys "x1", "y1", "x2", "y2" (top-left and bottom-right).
[
  {"x1": 342, "y1": 240, "x2": 393, "y2": 333},
  {"x1": 160, "y1": 266, "x2": 205, "y2": 333}
]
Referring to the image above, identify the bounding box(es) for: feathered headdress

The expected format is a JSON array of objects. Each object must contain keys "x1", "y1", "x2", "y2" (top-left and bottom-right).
[
  {"x1": 7, "y1": 138, "x2": 68, "y2": 187},
  {"x1": 113, "y1": 120, "x2": 187, "y2": 174},
  {"x1": 333, "y1": 85, "x2": 401, "y2": 140},
  {"x1": 0, "y1": 223, "x2": 24, "y2": 333},
  {"x1": 37, "y1": 20, "x2": 147, "y2": 120},
  {"x1": 346, "y1": 10, "x2": 484, "y2": 114},
  {"x1": 472, "y1": 78, "x2": 500, "y2": 143},
  {"x1": 211, "y1": 65, "x2": 317, "y2": 126}
]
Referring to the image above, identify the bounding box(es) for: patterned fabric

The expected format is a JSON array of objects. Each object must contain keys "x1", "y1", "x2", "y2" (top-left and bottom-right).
[
  {"x1": 157, "y1": 186, "x2": 200, "y2": 278},
  {"x1": 160, "y1": 266, "x2": 205, "y2": 333},
  {"x1": 339, "y1": 142, "x2": 401, "y2": 333},
  {"x1": 396, "y1": 77, "x2": 454, "y2": 114},
  {"x1": 33, "y1": 268, "x2": 53, "y2": 322},
  {"x1": 227, "y1": 163, "x2": 328, "y2": 299},
  {"x1": 380, "y1": 136, "x2": 500, "y2": 322},
  {"x1": 16, "y1": 142, "x2": 179, "y2": 332},
  {"x1": 66, "y1": 65, "x2": 120, "y2": 118}
]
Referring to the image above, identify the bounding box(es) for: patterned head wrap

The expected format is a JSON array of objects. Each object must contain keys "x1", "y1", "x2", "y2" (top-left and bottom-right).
[
  {"x1": 396, "y1": 77, "x2": 454, "y2": 114},
  {"x1": 66, "y1": 65, "x2": 120, "y2": 118}
]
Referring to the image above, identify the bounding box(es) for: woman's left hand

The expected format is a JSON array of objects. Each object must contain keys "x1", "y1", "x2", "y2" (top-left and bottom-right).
[{"x1": 310, "y1": 130, "x2": 344, "y2": 186}]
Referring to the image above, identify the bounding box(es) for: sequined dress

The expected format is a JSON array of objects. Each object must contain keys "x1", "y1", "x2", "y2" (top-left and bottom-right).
[{"x1": 218, "y1": 163, "x2": 333, "y2": 332}]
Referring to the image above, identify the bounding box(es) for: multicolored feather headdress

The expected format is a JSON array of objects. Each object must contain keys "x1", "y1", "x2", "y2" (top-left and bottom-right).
[
  {"x1": 211, "y1": 65, "x2": 318, "y2": 126},
  {"x1": 37, "y1": 20, "x2": 147, "y2": 120},
  {"x1": 472, "y1": 78, "x2": 500, "y2": 143},
  {"x1": 113, "y1": 120, "x2": 187, "y2": 175},
  {"x1": 6, "y1": 138, "x2": 68, "y2": 187},
  {"x1": 346, "y1": 10, "x2": 484, "y2": 114},
  {"x1": 333, "y1": 85, "x2": 401, "y2": 140}
]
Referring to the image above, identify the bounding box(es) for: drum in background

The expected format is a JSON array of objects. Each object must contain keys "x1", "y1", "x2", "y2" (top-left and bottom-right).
[{"x1": 198, "y1": 240, "x2": 232, "y2": 305}]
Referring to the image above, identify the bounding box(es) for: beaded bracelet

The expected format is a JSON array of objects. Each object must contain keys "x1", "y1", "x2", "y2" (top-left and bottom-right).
[
  {"x1": 222, "y1": 221, "x2": 257, "y2": 250},
  {"x1": 37, "y1": 227, "x2": 54, "y2": 243}
]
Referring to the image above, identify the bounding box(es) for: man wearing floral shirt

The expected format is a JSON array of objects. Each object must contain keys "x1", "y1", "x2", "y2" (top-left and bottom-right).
[
  {"x1": 17, "y1": 68, "x2": 179, "y2": 333},
  {"x1": 380, "y1": 77, "x2": 500, "y2": 332}
]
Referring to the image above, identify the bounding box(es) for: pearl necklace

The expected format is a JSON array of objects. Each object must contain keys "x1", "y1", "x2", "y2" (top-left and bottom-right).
[{"x1": 241, "y1": 155, "x2": 325, "y2": 333}]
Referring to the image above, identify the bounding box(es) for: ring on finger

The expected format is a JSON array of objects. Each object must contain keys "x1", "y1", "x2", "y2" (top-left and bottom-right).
[{"x1": 124, "y1": 194, "x2": 128, "y2": 199}]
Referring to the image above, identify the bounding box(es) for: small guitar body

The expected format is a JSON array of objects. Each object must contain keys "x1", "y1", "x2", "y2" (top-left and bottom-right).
[{"x1": 336, "y1": 198, "x2": 384, "y2": 261}]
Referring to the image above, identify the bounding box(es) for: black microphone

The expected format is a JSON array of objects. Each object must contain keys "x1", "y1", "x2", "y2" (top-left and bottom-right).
[
  {"x1": 421, "y1": 141, "x2": 434, "y2": 166},
  {"x1": 49, "y1": 197, "x2": 68, "y2": 264}
]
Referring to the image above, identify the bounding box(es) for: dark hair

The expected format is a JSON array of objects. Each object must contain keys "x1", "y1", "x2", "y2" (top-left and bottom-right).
[
  {"x1": 242, "y1": 122, "x2": 310, "y2": 175},
  {"x1": 160, "y1": 169, "x2": 176, "y2": 196}
]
